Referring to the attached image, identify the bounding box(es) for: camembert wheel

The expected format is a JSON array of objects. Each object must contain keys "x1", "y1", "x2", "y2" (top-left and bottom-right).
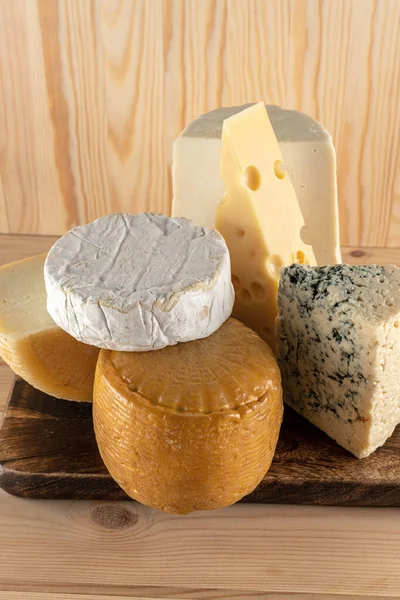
[{"x1": 93, "y1": 318, "x2": 283, "y2": 514}]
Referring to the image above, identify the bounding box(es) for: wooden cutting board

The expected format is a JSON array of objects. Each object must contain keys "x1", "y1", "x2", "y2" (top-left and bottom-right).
[{"x1": 1, "y1": 377, "x2": 400, "y2": 505}]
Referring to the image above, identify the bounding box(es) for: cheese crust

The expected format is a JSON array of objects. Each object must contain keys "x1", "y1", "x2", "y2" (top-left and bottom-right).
[{"x1": 94, "y1": 319, "x2": 283, "y2": 513}]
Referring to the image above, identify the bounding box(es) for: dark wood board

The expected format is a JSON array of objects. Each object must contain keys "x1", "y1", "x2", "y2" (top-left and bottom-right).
[{"x1": 1, "y1": 377, "x2": 400, "y2": 506}]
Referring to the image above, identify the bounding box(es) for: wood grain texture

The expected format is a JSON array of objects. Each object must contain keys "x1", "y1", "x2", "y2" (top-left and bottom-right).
[
  {"x1": 224, "y1": 0, "x2": 290, "y2": 106},
  {"x1": 1, "y1": 594, "x2": 399, "y2": 600},
  {"x1": 6, "y1": 375, "x2": 400, "y2": 507},
  {"x1": 38, "y1": 0, "x2": 112, "y2": 229},
  {"x1": 286, "y1": 0, "x2": 400, "y2": 247},
  {"x1": 0, "y1": 0, "x2": 66, "y2": 234},
  {"x1": 2, "y1": 493, "x2": 400, "y2": 597},
  {"x1": 0, "y1": 0, "x2": 399, "y2": 246},
  {"x1": 163, "y1": 0, "x2": 227, "y2": 167},
  {"x1": 0, "y1": 175, "x2": 9, "y2": 233},
  {"x1": 0, "y1": 594, "x2": 177, "y2": 600},
  {"x1": 0, "y1": 233, "x2": 58, "y2": 266},
  {"x1": 99, "y1": 0, "x2": 169, "y2": 215}
]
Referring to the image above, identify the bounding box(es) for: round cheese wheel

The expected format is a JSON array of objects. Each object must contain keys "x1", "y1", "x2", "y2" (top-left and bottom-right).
[
  {"x1": 93, "y1": 318, "x2": 283, "y2": 514},
  {"x1": 0, "y1": 254, "x2": 99, "y2": 402},
  {"x1": 44, "y1": 213, "x2": 234, "y2": 351}
]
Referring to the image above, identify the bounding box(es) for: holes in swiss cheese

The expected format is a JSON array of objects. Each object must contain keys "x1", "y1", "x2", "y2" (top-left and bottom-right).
[
  {"x1": 300, "y1": 225, "x2": 312, "y2": 246},
  {"x1": 250, "y1": 282, "x2": 266, "y2": 302},
  {"x1": 255, "y1": 270, "x2": 267, "y2": 282},
  {"x1": 238, "y1": 288, "x2": 252, "y2": 305},
  {"x1": 274, "y1": 160, "x2": 286, "y2": 179},
  {"x1": 296, "y1": 250, "x2": 306, "y2": 264},
  {"x1": 244, "y1": 165, "x2": 261, "y2": 191},
  {"x1": 231, "y1": 275, "x2": 241, "y2": 291}
]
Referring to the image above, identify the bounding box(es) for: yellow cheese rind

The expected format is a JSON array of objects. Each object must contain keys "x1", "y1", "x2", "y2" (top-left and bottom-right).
[
  {"x1": 93, "y1": 319, "x2": 283, "y2": 514},
  {"x1": 216, "y1": 102, "x2": 317, "y2": 349},
  {"x1": 0, "y1": 254, "x2": 99, "y2": 401}
]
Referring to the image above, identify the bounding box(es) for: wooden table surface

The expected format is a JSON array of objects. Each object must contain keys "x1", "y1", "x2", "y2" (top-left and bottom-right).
[{"x1": 1, "y1": 234, "x2": 400, "y2": 600}]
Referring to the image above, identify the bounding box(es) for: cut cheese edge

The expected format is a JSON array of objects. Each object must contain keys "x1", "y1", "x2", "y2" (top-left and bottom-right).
[
  {"x1": 45, "y1": 213, "x2": 234, "y2": 351},
  {"x1": 0, "y1": 254, "x2": 99, "y2": 401},
  {"x1": 215, "y1": 102, "x2": 317, "y2": 350},
  {"x1": 277, "y1": 264, "x2": 400, "y2": 458},
  {"x1": 172, "y1": 103, "x2": 341, "y2": 266}
]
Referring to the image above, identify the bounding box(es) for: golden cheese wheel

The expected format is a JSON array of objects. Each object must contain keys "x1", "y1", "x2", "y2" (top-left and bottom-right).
[
  {"x1": 93, "y1": 318, "x2": 283, "y2": 514},
  {"x1": 0, "y1": 254, "x2": 99, "y2": 402}
]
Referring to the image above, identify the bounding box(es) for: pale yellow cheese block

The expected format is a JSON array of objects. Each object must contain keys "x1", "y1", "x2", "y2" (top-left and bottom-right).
[
  {"x1": 0, "y1": 254, "x2": 99, "y2": 401},
  {"x1": 93, "y1": 318, "x2": 283, "y2": 514},
  {"x1": 172, "y1": 103, "x2": 341, "y2": 266},
  {"x1": 215, "y1": 102, "x2": 316, "y2": 350}
]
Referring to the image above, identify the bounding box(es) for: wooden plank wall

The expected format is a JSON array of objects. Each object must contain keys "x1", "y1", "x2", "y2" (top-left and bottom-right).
[{"x1": 0, "y1": 0, "x2": 399, "y2": 247}]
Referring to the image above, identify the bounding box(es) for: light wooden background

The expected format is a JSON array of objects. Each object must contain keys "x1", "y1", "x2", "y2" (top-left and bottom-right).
[{"x1": 0, "y1": 0, "x2": 400, "y2": 247}]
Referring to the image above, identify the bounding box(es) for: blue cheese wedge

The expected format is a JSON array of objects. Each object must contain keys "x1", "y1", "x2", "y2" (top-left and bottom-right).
[
  {"x1": 45, "y1": 213, "x2": 234, "y2": 351},
  {"x1": 276, "y1": 264, "x2": 400, "y2": 458}
]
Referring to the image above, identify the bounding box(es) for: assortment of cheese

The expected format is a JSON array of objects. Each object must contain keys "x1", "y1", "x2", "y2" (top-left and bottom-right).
[{"x1": 1, "y1": 101, "x2": 399, "y2": 512}]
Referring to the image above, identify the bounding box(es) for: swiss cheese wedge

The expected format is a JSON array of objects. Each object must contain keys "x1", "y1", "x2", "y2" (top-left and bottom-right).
[
  {"x1": 172, "y1": 103, "x2": 341, "y2": 266},
  {"x1": 0, "y1": 254, "x2": 99, "y2": 401},
  {"x1": 215, "y1": 102, "x2": 317, "y2": 350},
  {"x1": 94, "y1": 318, "x2": 283, "y2": 514}
]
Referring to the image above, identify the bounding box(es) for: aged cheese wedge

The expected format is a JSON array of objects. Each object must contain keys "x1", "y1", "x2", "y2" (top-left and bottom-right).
[
  {"x1": 172, "y1": 103, "x2": 341, "y2": 265},
  {"x1": 94, "y1": 318, "x2": 283, "y2": 514},
  {"x1": 0, "y1": 254, "x2": 99, "y2": 401},
  {"x1": 277, "y1": 263, "x2": 400, "y2": 458},
  {"x1": 45, "y1": 213, "x2": 234, "y2": 351},
  {"x1": 215, "y1": 102, "x2": 316, "y2": 350}
]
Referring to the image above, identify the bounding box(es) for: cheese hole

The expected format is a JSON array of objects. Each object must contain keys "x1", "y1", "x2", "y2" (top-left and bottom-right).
[
  {"x1": 244, "y1": 165, "x2": 260, "y2": 191},
  {"x1": 237, "y1": 228, "x2": 245, "y2": 237},
  {"x1": 255, "y1": 270, "x2": 267, "y2": 282},
  {"x1": 266, "y1": 255, "x2": 283, "y2": 278},
  {"x1": 300, "y1": 225, "x2": 312, "y2": 246},
  {"x1": 296, "y1": 250, "x2": 306, "y2": 264},
  {"x1": 274, "y1": 160, "x2": 286, "y2": 179},
  {"x1": 386, "y1": 301, "x2": 394, "y2": 307},
  {"x1": 231, "y1": 274, "x2": 241, "y2": 291},
  {"x1": 250, "y1": 282, "x2": 266, "y2": 302},
  {"x1": 238, "y1": 288, "x2": 252, "y2": 305},
  {"x1": 395, "y1": 322, "x2": 399, "y2": 328}
]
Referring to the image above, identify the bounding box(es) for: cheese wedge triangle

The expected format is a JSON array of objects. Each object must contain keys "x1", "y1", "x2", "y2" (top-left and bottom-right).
[{"x1": 215, "y1": 102, "x2": 316, "y2": 349}]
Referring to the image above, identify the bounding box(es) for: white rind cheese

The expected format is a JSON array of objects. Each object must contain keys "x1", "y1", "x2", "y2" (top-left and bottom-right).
[
  {"x1": 172, "y1": 104, "x2": 341, "y2": 266},
  {"x1": 45, "y1": 213, "x2": 234, "y2": 351},
  {"x1": 276, "y1": 264, "x2": 400, "y2": 459}
]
